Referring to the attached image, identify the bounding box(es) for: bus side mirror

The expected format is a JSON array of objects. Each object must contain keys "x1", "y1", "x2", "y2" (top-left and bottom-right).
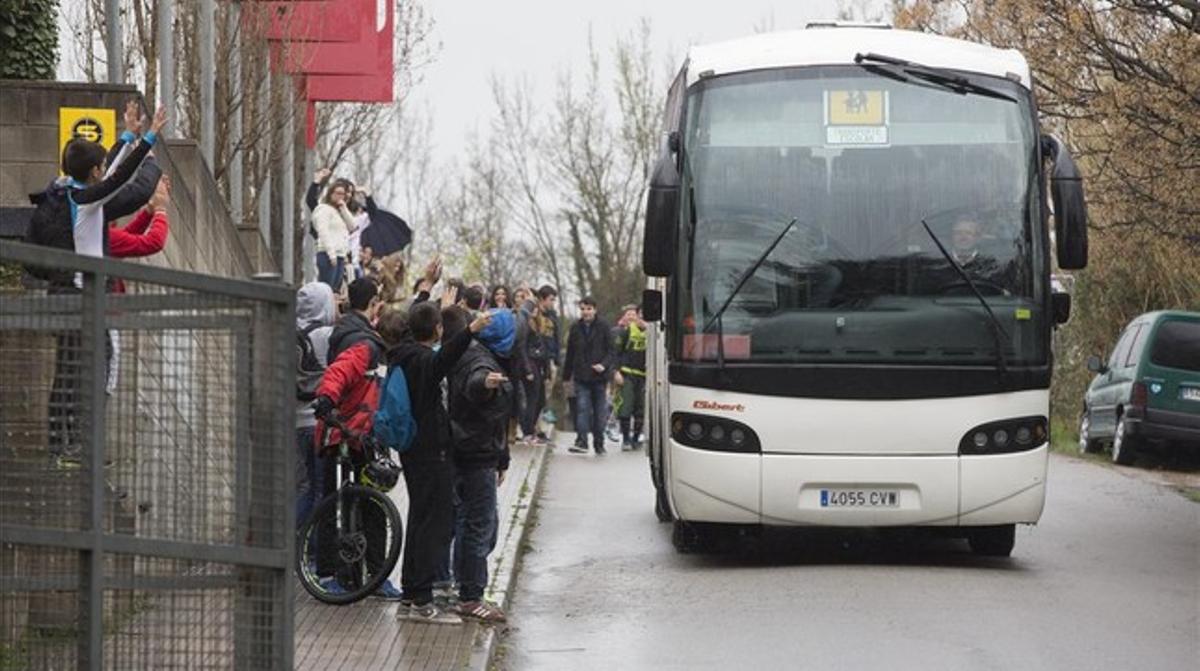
[
  {"x1": 643, "y1": 136, "x2": 681, "y2": 278},
  {"x1": 1052, "y1": 291, "x2": 1071, "y2": 325},
  {"x1": 1042, "y1": 134, "x2": 1088, "y2": 270},
  {"x1": 642, "y1": 289, "x2": 663, "y2": 322}
]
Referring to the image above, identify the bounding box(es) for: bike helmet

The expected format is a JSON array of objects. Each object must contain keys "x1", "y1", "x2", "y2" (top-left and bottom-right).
[{"x1": 361, "y1": 454, "x2": 401, "y2": 492}]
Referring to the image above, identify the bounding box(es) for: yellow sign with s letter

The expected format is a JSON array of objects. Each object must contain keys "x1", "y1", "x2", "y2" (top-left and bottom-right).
[{"x1": 59, "y1": 107, "x2": 117, "y2": 174}]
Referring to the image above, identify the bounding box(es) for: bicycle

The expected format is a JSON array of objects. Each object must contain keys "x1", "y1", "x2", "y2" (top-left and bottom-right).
[{"x1": 296, "y1": 414, "x2": 404, "y2": 605}]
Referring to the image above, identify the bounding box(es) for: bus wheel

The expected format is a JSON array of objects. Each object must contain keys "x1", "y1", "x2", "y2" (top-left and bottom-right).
[
  {"x1": 671, "y1": 521, "x2": 709, "y2": 554},
  {"x1": 967, "y1": 524, "x2": 1015, "y2": 557},
  {"x1": 654, "y1": 484, "x2": 673, "y2": 523}
]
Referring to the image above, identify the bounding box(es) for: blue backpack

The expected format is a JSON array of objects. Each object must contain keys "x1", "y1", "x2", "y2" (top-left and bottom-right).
[{"x1": 373, "y1": 366, "x2": 416, "y2": 454}]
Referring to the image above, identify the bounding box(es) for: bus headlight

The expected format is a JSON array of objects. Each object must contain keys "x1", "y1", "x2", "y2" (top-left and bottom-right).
[
  {"x1": 960, "y1": 417, "x2": 1048, "y2": 455},
  {"x1": 671, "y1": 412, "x2": 760, "y2": 453}
]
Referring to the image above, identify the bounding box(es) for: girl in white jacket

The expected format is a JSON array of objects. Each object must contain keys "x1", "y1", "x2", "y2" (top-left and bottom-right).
[{"x1": 312, "y1": 179, "x2": 357, "y2": 291}]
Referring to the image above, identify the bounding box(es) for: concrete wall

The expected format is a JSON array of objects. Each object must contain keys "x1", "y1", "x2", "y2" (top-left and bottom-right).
[{"x1": 0, "y1": 80, "x2": 277, "y2": 278}]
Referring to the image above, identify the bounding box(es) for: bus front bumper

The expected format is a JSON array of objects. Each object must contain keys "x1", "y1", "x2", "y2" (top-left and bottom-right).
[{"x1": 669, "y1": 442, "x2": 1048, "y2": 527}]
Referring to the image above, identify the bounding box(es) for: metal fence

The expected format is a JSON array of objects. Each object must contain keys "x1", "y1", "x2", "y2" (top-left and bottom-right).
[{"x1": 0, "y1": 242, "x2": 293, "y2": 670}]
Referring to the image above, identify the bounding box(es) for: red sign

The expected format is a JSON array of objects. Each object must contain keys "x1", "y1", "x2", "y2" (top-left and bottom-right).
[
  {"x1": 681, "y1": 334, "x2": 753, "y2": 361},
  {"x1": 245, "y1": 0, "x2": 395, "y2": 146}
]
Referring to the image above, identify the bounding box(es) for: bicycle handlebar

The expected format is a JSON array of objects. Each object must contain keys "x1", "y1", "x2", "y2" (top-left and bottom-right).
[{"x1": 319, "y1": 413, "x2": 382, "y2": 453}]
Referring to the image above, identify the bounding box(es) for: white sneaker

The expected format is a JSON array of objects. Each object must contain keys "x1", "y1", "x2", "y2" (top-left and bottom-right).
[{"x1": 400, "y1": 602, "x2": 462, "y2": 625}]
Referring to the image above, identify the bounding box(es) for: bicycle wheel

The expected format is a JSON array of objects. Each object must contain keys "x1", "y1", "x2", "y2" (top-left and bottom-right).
[{"x1": 296, "y1": 484, "x2": 403, "y2": 605}]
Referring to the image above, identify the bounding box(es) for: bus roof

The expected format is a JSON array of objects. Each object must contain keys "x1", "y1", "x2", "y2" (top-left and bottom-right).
[{"x1": 687, "y1": 27, "x2": 1031, "y2": 89}]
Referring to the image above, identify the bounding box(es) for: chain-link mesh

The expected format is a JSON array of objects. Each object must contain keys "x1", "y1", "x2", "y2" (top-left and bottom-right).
[{"x1": 1, "y1": 245, "x2": 292, "y2": 670}]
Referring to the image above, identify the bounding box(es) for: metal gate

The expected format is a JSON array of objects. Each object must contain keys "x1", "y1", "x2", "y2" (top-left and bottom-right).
[{"x1": 0, "y1": 242, "x2": 293, "y2": 669}]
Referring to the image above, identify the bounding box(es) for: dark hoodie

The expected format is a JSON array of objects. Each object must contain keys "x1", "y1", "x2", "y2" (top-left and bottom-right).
[
  {"x1": 386, "y1": 327, "x2": 474, "y2": 465},
  {"x1": 448, "y1": 312, "x2": 516, "y2": 471},
  {"x1": 448, "y1": 342, "x2": 513, "y2": 471}
]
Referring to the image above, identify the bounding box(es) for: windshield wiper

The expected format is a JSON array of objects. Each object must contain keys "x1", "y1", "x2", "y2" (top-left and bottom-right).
[
  {"x1": 702, "y1": 218, "x2": 799, "y2": 371},
  {"x1": 921, "y1": 219, "x2": 1010, "y2": 376},
  {"x1": 854, "y1": 52, "x2": 1018, "y2": 104}
]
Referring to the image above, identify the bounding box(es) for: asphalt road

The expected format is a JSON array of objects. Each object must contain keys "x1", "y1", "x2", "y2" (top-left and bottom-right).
[{"x1": 501, "y1": 442, "x2": 1199, "y2": 671}]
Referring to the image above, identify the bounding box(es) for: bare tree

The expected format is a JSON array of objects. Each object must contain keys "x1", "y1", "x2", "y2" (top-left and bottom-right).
[
  {"x1": 547, "y1": 21, "x2": 665, "y2": 317},
  {"x1": 491, "y1": 75, "x2": 572, "y2": 298}
]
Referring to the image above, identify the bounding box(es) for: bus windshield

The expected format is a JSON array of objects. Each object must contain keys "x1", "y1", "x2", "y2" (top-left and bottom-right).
[{"x1": 676, "y1": 65, "x2": 1047, "y2": 366}]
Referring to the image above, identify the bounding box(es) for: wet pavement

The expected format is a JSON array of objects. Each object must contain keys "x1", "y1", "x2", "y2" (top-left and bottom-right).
[{"x1": 501, "y1": 443, "x2": 1199, "y2": 670}]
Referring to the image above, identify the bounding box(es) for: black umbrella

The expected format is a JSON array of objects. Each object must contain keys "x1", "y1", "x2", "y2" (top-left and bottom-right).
[{"x1": 361, "y1": 197, "x2": 413, "y2": 257}]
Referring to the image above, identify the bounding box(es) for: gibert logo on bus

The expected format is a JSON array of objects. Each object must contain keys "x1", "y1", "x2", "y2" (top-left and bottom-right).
[{"x1": 692, "y1": 400, "x2": 745, "y2": 412}]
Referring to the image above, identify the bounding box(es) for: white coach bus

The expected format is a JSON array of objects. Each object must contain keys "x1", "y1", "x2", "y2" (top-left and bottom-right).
[{"x1": 641, "y1": 24, "x2": 1088, "y2": 557}]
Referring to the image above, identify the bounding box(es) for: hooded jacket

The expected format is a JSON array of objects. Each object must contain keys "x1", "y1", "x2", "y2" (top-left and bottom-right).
[
  {"x1": 296, "y1": 282, "x2": 337, "y2": 428},
  {"x1": 448, "y1": 340, "x2": 514, "y2": 471},
  {"x1": 314, "y1": 311, "x2": 384, "y2": 450},
  {"x1": 386, "y1": 326, "x2": 474, "y2": 465}
]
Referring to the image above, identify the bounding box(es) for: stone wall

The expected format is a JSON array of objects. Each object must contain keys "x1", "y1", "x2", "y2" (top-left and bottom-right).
[{"x1": 0, "y1": 79, "x2": 277, "y2": 278}]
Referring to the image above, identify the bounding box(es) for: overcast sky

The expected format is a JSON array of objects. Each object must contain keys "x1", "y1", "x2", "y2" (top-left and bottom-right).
[{"x1": 413, "y1": 0, "x2": 857, "y2": 162}]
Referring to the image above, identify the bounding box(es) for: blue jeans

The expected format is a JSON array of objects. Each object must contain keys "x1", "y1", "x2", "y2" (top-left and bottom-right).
[
  {"x1": 316, "y1": 252, "x2": 345, "y2": 292},
  {"x1": 454, "y1": 466, "x2": 498, "y2": 602},
  {"x1": 574, "y1": 380, "x2": 607, "y2": 449},
  {"x1": 295, "y1": 426, "x2": 325, "y2": 529}
]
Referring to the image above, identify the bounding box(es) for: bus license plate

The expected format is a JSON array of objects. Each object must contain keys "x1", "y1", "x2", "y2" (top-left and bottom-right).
[
  {"x1": 820, "y1": 489, "x2": 899, "y2": 508},
  {"x1": 1181, "y1": 387, "x2": 1200, "y2": 402}
]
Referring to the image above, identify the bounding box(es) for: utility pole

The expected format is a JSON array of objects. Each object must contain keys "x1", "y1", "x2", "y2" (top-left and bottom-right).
[
  {"x1": 228, "y1": 1, "x2": 244, "y2": 225},
  {"x1": 199, "y1": 0, "x2": 215, "y2": 163},
  {"x1": 157, "y1": 0, "x2": 175, "y2": 134},
  {"x1": 105, "y1": 0, "x2": 121, "y2": 83},
  {"x1": 258, "y1": 63, "x2": 273, "y2": 257},
  {"x1": 282, "y1": 81, "x2": 296, "y2": 284},
  {"x1": 302, "y1": 147, "x2": 315, "y2": 283}
]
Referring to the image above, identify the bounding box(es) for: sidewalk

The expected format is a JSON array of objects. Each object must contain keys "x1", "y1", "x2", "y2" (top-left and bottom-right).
[{"x1": 294, "y1": 437, "x2": 551, "y2": 670}]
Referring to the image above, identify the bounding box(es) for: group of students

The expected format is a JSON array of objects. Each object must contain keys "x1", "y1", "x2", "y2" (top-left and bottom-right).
[
  {"x1": 26, "y1": 101, "x2": 174, "y2": 464},
  {"x1": 306, "y1": 168, "x2": 412, "y2": 305},
  {"x1": 295, "y1": 259, "x2": 565, "y2": 625}
]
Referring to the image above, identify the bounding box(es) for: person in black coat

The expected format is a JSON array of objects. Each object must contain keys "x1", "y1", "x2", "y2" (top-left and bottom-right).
[
  {"x1": 445, "y1": 307, "x2": 514, "y2": 623},
  {"x1": 562, "y1": 296, "x2": 616, "y2": 454},
  {"x1": 387, "y1": 299, "x2": 491, "y2": 624}
]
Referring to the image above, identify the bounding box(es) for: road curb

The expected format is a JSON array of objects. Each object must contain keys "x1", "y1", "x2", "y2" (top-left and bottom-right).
[{"x1": 467, "y1": 441, "x2": 551, "y2": 670}]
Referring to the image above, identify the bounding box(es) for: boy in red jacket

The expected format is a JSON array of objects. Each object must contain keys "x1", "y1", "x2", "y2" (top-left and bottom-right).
[{"x1": 311, "y1": 278, "x2": 399, "y2": 599}]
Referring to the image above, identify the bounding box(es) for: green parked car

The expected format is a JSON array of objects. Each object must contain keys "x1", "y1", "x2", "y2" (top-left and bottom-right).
[{"x1": 1079, "y1": 311, "x2": 1200, "y2": 465}]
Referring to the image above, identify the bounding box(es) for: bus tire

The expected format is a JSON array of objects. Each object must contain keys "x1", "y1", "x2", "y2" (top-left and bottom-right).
[
  {"x1": 671, "y1": 521, "x2": 709, "y2": 554},
  {"x1": 654, "y1": 484, "x2": 673, "y2": 523},
  {"x1": 967, "y1": 524, "x2": 1015, "y2": 557}
]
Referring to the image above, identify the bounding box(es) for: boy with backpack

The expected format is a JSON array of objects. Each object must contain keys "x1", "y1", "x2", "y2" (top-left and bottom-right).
[
  {"x1": 295, "y1": 282, "x2": 338, "y2": 529},
  {"x1": 385, "y1": 300, "x2": 492, "y2": 624},
  {"x1": 37, "y1": 105, "x2": 167, "y2": 464},
  {"x1": 445, "y1": 307, "x2": 514, "y2": 623},
  {"x1": 310, "y1": 278, "x2": 399, "y2": 599}
]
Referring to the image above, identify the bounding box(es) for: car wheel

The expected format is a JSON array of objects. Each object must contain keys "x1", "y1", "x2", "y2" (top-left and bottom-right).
[
  {"x1": 967, "y1": 524, "x2": 1016, "y2": 557},
  {"x1": 1112, "y1": 415, "x2": 1138, "y2": 466},
  {"x1": 1078, "y1": 411, "x2": 1101, "y2": 454}
]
